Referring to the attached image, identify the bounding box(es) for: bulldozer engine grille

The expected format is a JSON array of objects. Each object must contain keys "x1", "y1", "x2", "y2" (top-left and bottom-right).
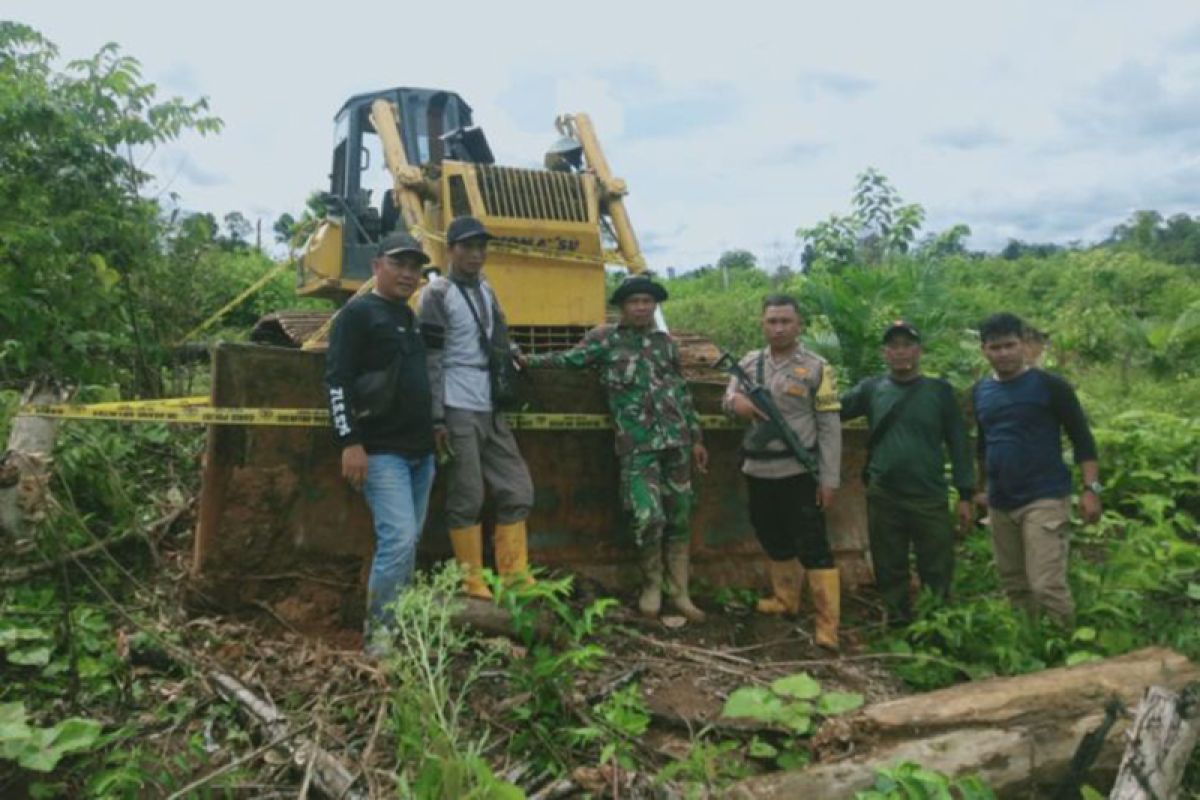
[
  {"x1": 510, "y1": 325, "x2": 589, "y2": 354},
  {"x1": 476, "y1": 166, "x2": 589, "y2": 222}
]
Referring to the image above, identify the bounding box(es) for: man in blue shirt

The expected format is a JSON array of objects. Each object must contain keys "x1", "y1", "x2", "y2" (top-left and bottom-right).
[{"x1": 972, "y1": 313, "x2": 1102, "y2": 626}]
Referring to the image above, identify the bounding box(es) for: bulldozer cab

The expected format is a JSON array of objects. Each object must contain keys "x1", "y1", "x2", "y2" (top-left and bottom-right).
[{"x1": 304, "y1": 87, "x2": 492, "y2": 296}]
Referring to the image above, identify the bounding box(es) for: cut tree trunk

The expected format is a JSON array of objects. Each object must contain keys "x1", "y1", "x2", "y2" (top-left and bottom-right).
[
  {"x1": 727, "y1": 648, "x2": 1199, "y2": 800},
  {"x1": 1108, "y1": 682, "x2": 1200, "y2": 800},
  {"x1": 452, "y1": 596, "x2": 556, "y2": 642},
  {"x1": 0, "y1": 380, "x2": 68, "y2": 542}
]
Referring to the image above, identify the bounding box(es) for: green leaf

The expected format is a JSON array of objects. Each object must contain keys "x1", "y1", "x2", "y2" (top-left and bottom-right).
[
  {"x1": 770, "y1": 672, "x2": 822, "y2": 700},
  {"x1": 777, "y1": 702, "x2": 813, "y2": 734},
  {"x1": 776, "y1": 749, "x2": 810, "y2": 770},
  {"x1": 1066, "y1": 651, "x2": 1102, "y2": 666},
  {"x1": 0, "y1": 702, "x2": 32, "y2": 743},
  {"x1": 1187, "y1": 582, "x2": 1200, "y2": 601},
  {"x1": 16, "y1": 717, "x2": 103, "y2": 772},
  {"x1": 722, "y1": 686, "x2": 782, "y2": 722},
  {"x1": 817, "y1": 691, "x2": 865, "y2": 716},
  {"x1": 8, "y1": 645, "x2": 53, "y2": 666},
  {"x1": 0, "y1": 626, "x2": 51, "y2": 648},
  {"x1": 747, "y1": 737, "x2": 778, "y2": 759},
  {"x1": 44, "y1": 718, "x2": 103, "y2": 755},
  {"x1": 1071, "y1": 626, "x2": 1097, "y2": 642}
]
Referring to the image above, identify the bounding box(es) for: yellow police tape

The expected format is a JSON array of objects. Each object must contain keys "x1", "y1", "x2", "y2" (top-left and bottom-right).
[
  {"x1": 176, "y1": 260, "x2": 293, "y2": 346},
  {"x1": 20, "y1": 400, "x2": 743, "y2": 431}
]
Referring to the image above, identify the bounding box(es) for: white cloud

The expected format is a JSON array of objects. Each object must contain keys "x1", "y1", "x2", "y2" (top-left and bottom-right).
[{"x1": 7, "y1": 0, "x2": 1200, "y2": 268}]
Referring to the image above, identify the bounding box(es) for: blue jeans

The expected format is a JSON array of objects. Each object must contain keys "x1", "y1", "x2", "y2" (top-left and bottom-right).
[{"x1": 363, "y1": 452, "x2": 435, "y2": 634}]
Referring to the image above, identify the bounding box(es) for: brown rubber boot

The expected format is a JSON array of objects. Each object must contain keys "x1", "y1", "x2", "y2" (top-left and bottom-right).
[
  {"x1": 494, "y1": 520, "x2": 535, "y2": 587},
  {"x1": 448, "y1": 525, "x2": 492, "y2": 599},
  {"x1": 664, "y1": 538, "x2": 706, "y2": 623},
  {"x1": 756, "y1": 559, "x2": 803, "y2": 615},
  {"x1": 808, "y1": 568, "x2": 841, "y2": 651},
  {"x1": 637, "y1": 542, "x2": 663, "y2": 618}
]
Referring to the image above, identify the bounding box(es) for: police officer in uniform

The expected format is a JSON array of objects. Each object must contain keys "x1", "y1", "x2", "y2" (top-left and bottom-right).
[{"x1": 723, "y1": 294, "x2": 843, "y2": 649}]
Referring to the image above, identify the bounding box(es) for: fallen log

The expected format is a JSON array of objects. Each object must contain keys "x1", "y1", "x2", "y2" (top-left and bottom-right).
[
  {"x1": 1, "y1": 380, "x2": 68, "y2": 542},
  {"x1": 208, "y1": 669, "x2": 364, "y2": 800},
  {"x1": 453, "y1": 596, "x2": 556, "y2": 642},
  {"x1": 1109, "y1": 682, "x2": 1200, "y2": 800},
  {"x1": 727, "y1": 647, "x2": 1200, "y2": 799}
]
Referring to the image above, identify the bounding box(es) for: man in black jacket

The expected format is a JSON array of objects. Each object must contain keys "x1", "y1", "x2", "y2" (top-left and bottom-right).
[{"x1": 325, "y1": 232, "x2": 435, "y2": 646}]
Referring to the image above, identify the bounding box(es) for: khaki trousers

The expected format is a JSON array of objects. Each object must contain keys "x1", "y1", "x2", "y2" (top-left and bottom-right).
[
  {"x1": 444, "y1": 407, "x2": 534, "y2": 529},
  {"x1": 989, "y1": 496, "x2": 1074, "y2": 625}
]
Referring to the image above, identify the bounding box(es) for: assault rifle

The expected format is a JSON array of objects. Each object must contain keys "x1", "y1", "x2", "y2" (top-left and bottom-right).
[{"x1": 714, "y1": 351, "x2": 821, "y2": 479}]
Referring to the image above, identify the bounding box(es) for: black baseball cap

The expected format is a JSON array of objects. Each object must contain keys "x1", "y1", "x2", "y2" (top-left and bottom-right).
[
  {"x1": 445, "y1": 215, "x2": 494, "y2": 245},
  {"x1": 882, "y1": 319, "x2": 921, "y2": 343},
  {"x1": 610, "y1": 275, "x2": 668, "y2": 306},
  {"x1": 376, "y1": 232, "x2": 430, "y2": 264}
]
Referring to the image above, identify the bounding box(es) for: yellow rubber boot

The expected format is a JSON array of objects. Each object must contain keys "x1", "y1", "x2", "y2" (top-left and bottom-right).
[
  {"x1": 756, "y1": 559, "x2": 803, "y2": 615},
  {"x1": 494, "y1": 520, "x2": 535, "y2": 587},
  {"x1": 808, "y1": 568, "x2": 841, "y2": 651},
  {"x1": 449, "y1": 525, "x2": 492, "y2": 599}
]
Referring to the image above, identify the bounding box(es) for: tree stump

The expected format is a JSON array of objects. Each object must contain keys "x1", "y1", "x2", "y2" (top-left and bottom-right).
[
  {"x1": 0, "y1": 380, "x2": 68, "y2": 542},
  {"x1": 1108, "y1": 682, "x2": 1200, "y2": 800}
]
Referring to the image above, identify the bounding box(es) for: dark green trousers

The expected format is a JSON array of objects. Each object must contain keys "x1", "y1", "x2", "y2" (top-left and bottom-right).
[{"x1": 867, "y1": 488, "x2": 955, "y2": 624}]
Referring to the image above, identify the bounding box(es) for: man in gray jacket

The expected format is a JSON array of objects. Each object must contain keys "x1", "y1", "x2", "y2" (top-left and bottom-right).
[{"x1": 417, "y1": 216, "x2": 535, "y2": 598}]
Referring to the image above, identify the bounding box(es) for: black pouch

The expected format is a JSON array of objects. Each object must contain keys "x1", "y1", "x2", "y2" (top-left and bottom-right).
[
  {"x1": 457, "y1": 282, "x2": 524, "y2": 410},
  {"x1": 351, "y1": 363, "x2": 399, "y2": 423},
  {"x1": 486, "y1": 346, "x2": 522, "y2": 410}
]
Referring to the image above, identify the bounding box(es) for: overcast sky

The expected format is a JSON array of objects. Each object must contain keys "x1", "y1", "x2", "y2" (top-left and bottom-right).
[{"x1": 9, "y1": 1, "x2": 1200, "y2": 269}]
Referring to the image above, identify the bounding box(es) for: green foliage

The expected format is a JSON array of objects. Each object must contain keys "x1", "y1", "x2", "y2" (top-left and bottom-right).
[
  {"x1": 797, "y1": 168, "x2": 927, "y2": 269},
  {"x1": 720, "y1": 673, "x2": 863, "y2": 772},
  {"x1": 492, "y1": 573, "x2": 616, "y2": 775},
  {"x1": 376, "y1": 563, "x2": 522, "y2": 800},
  {"x1": 855, "y1": 761, "x2": 995, "y2": 800},
  {"x1": 0, "y1": 23, "x2": 323, "y2": 397},
  {"x1": 0, "y1": 703, "x2": 102, "y2": 773},
  {"x1": 0, "y1": 23, "x2": 223, "y2": 393},
  {"x1": 568, "y1": 683, "x2": 651, "y2": 771},
  {"x1": 1109, "y1": 209, "x2": 1200, "y2": 265},
  {"x1": 655, "y1": 738, "x2": 748, "y2": 793},
  {"x1": 880, "y1": 407, "x2": 1200, "y2": 691}
]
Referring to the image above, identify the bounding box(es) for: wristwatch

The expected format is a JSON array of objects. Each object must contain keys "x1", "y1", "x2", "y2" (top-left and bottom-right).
[{"x1": 1083, "y1": 481, "x2": 1103, "y2": 495}]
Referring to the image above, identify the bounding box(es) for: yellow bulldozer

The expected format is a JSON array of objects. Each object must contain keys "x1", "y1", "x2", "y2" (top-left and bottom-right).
[
  {"x1": 252, "y1": 86, "x2": 647, "y2": 352},
  {"x1": 193, "y1": 87, "x2": 871, "y2": 633}
]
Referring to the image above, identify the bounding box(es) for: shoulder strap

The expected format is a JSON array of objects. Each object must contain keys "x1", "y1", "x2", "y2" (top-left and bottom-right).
[
  {"x1": 755, "y1": 350, "x2": 765, "y2": 385},
  {"x1": 867, "y1": 376, "x2": 925, "y2": 452},
  {"x1": 455, "y1": 282, "x2": 491, "y2": 351}
]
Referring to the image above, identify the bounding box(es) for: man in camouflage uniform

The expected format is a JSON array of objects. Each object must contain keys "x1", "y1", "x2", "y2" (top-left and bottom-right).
[
  {"x1": 723, "y1": 294, "x2": 843, "y2": 649},
  {"x1": 525, "y1": 275, "x2": 709, "y2": 621}
]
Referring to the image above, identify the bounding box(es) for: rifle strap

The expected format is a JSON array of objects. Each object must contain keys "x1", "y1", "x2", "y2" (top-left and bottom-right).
[{"x1": 742, "y1": 350, "x2": 814, "y2": 461}]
